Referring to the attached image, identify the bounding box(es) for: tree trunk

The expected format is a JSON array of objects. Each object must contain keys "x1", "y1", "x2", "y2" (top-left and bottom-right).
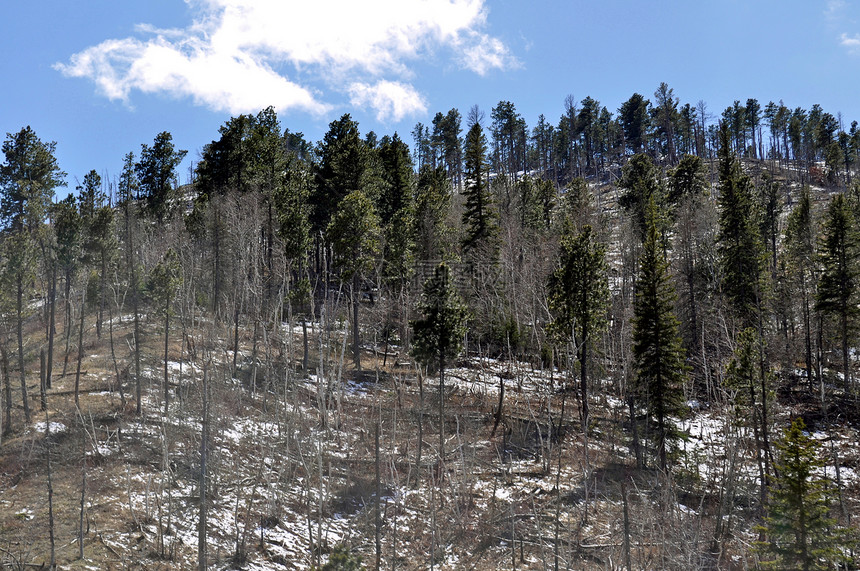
[
  {"x1": 108, "y1": 295, "x2": 126, "y2": 408},
  {"x1": 79, "y1": 459, "x2": 87, "y2": 560},
  {"x1": 47, "y1": 417, "x2": 56, "y2": 568},
  {"x1": 17, "y1": 276, "x2": 30, "y2": 423},
  {"x1": 164, "y1": 305, "x2": 170, "y2": 416},
  {"x1": 622, "y1": 474, "x2": 633, "y2": 571},
  {"x1": 439, "y1": 354, "x2": 445, "y2": 466},
  {"x1": 352, "y1": 274, "x2": 361, "y2": 371},
  {"x1": 802, "y1": 281, "x2": 814, "y2": 390},
  {"x1": 302, "y1": 319, "x2": 309, "y2": 373},
  {"x1": 47, "y1": 265, "x2": 56, "y2": 390},
  {"x1": 199, "y1": 363, "x2": 209, "y2": 571},
  {"x1": 375, "y1": 420, "x2": 382, "y2": 571},
  {"x1": 63, "y1": 273, "x2": 73, "y2": 378},
  {"x1": 75, "y1": 286, "x2": 87, "y2": 409},
  {"x1": 39, "y1": 349, "x2": 46, "y2": 411},
  {"x1": 2, "y1": 346, "x2": 11, "y2": 436},
  {"x1": 133, "y1": 267, "x2": 141, "y2": 416},
  {"x1": 97, "y1": 251, "x2": 106, "y2": 339},
  {"x1": 415, "y1": 371, "x2": 424, "y2": 485},
  {"x1": 579, "y1": 337, "x2": 589, "y2": 432}
]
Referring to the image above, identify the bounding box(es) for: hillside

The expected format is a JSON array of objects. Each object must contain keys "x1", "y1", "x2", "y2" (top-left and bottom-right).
[{"x1": 1, "y1": 178, "x2": 859, "y2": 571}]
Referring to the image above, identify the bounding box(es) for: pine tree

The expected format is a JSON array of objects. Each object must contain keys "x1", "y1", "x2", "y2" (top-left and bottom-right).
[
  {"x1": 757, "y1": 173, "x2": 782, "y2": 278},
  {"x1": 0, "y1": 126, "x2": 66, "y2": 425},
  {"x1": 652, "y1": 82, "x2": 679, "y2": 164},
  {"x1": 414, "y1": 166, "x2": 452, "y2": 261},
  {"x1": 327, "y1": 190, "x2": 381, "y2": 370},
  {"x1": 619, "y1": 93, "x2": 650, "y2": 154},
  {"x1": 135, "y1": 131, "x2": 187, "y2": 222},
  {"x1": 618, "y1": 153, "x2": 666, "y2": 241},
  {"x1": 815, "y1": 193, "x2": 859, "y2": 390},
  {"x1": 716, "y1": 123, "x2": 766, "y2": 328},
  {"x1": 313, "y1": 114, "x2": 367, "y2": 233},
  {"x1": 667, "y1": 154, "x2": 707, "y2": 206},
  {"x1": 195, "y1": 113, "x2": 253, "y2": 197},
  {"x1": 668, "y1": 154, "x2": 708, "y2": 357},
  {"x1": 547, "y1": 224, "x2": 609, "y2": 430},
  {"x1": 461, "y1": 113, "x2": 499, "y2": 259},
  {"x1": 632, "y1": 197, "x2": 688, "y2": 470},
  {"x1": 376, "y1": 133, "x2": 415, "y2": 282},
  {"x1": 411, "y1": 262, "x2": 468, "y2": 463},
  {"x1": 757, "y1": 418, "x2": 849, "y2": 570}
]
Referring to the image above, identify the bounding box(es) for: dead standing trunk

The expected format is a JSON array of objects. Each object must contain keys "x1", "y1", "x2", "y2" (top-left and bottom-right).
[{"x1": 352, "y1": 273, "x2": 362, "y2": 371}]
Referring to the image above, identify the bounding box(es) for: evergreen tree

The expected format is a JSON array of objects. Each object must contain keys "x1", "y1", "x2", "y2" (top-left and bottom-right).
[
  {"x1": 716, "y1": 123, "x2": 766, "y2": 328},
  {"x1": 327, "y1": 190, "x2": 381, "y2": 370},
  {"x1": 668, "y1": 155, "x2": 709, "y2": 352},
  {"x1": 632, "y1": 197, "x2": 688, "y2": 470},
  {"x1": 135, "y1": 131, "x2": 187, "y2": 222},
  {"x1": 461, "y1": 113, "x2": 499, "y2": 259},
  {"x1": 414, "y1": 165, "x2": 452, "y2": 261},
  {"x1": 411, "y1": 262, "x2": 468, "y2": 462},
  {"x1": 0, "y1": 126, "x2": 66, "y2": 425},
  {"x1": 313, "y1": 545, "x2": 366, "y2": 570},
  {"x1": 619, "y1": 93, "x2": 650, "y2": 154},
  {"x1": 313, "y1": 114, "x2": 367, "y2": 232},
  {"x1": 757, "y1": 418, "x2": 849, "y2": 570},
  {"x1": 195, "y1": 113, "x2": 254, "y2": 198},
  {"x1": 618, "y1": 153, "x2": 666, "y2": 241},
  {"x1": 746, "y1": 98, "x2": 762, "y2": 159},
  {"x1": 376, "y1": 133, "x2": 416, "y2": 349},
  {"x1": 118, "y1": 151, "x2": 144, "y2": 414},
  {"x1": 815, "y1": 193, "x2": 859, "y2": 389},
  {"x1": 652, "y1": 82, "x2": 679, "y2": 164},
  {"x1": 667, "y1": 154, "x2": 707, "y2": 206},
  {"x1": 547, "y1": 224, "x2": 609, "y2": 430}
]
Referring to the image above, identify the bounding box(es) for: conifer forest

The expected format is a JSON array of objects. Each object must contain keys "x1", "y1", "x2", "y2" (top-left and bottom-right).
[{"x1": 4, "y1": 85, "x2": 860, "y2": 569}]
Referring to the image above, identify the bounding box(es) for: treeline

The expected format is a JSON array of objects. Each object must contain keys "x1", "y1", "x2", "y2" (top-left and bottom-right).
[
  {"x1": 2, "y1": 82, "x2": 860, "y2": 567},
  {"x1": 414, "y1": 83, "x2": 860, "y2": 187}
]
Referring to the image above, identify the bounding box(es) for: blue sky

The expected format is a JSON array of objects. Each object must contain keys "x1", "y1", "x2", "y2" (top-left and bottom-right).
[{"x1": 2, "y1": 0, "x2": 859, "y2": 196}]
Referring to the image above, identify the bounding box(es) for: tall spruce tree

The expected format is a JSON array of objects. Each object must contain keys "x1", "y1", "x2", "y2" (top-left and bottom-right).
[
  {"x1": 716, "y1": 123, "x2": 766, "y2": 328},
  {"x1": 815, "y1": 193, "x2": 859, "y2": 390},
  {"x1": 757, "y1": 418, "x2": 849, "y2": 570},
  {"x1": 632, "y1": 197, "x2": 688, "y2": 470},
  {"x1": 461, "y1": 111, "x2": 499, "y2": 259},
  {"x1": 547, "y1": 224, "x2": 610, "y2": 430}
]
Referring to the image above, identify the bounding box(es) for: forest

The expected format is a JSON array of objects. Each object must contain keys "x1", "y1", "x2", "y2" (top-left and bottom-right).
[{"x1": 1, "y1": 82, "x2": 860, "y2": 570}]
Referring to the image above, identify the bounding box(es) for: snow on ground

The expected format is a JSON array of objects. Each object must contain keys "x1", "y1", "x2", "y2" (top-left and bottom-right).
[
  {"x1": 43, "y1": 332, "x2": 859, "y2": 569},
  {"x1": 33, "y1": 421, "x2": 68, "y2": 434}
]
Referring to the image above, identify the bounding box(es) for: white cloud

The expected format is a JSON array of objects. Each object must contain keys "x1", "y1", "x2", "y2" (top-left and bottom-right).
[
  {"x1": 56, "y1": 0, "x2": 517, "y2": 119},
  {"x1": 349, "y1": 81, "x2": 428, "y2": 122},
  {"x1": 840, "y1": 32, "x2": 860, "y2": 53}
]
